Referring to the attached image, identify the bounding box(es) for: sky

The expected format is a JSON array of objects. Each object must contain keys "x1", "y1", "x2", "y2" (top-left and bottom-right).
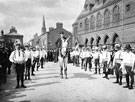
[{"x1": 0, "y1": 0, "x2": 85, "y2": 43}]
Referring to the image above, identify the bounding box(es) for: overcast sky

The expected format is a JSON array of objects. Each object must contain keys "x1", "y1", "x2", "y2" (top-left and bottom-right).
[{"x1": 0, "y1": 0, "x2": 85, "y2": 42}]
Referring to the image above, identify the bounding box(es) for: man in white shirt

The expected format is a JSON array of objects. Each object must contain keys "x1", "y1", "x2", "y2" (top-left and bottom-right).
[
  {"x1": 9, "y1": 39, "x2": 26, "y2": 89},
  {"x1": 93, "y1": 47, "x2": 100, "y2": 74},
  {"x1": 24, "y1": 44, "x2": 32, "y2": 80},
  {"x1": 113, "y1": 44, "x2": 123, "y2": 85},
  {"x1": 120, "y1": 44, "x2": 135, "y2": 89},
  {"x1": 40, "y1": 48, "x2": 44, "y2": 68},
  {"x1": 31, "y1": 47, "x2": 39, "y2": 75},
  {"x1": 102, "y1": 45, "x2": 111, "y2": 79},
  {"x1": 85, "y1": 47, "x2": 92, "y2": 71}
]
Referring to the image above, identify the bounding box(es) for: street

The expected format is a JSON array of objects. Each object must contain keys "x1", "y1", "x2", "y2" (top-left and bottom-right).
[{"x1": 1, "y1": 62, "x2": 135, "y2": 102}]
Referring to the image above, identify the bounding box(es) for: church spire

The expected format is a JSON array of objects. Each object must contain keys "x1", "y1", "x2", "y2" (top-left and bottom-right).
[{"x1": 41, "y1": 16, "x2": 46, "y2": 34}]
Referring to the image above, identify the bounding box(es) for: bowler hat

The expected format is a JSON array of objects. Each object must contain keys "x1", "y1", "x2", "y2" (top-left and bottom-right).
[{"x1": 125, "y1": 44, "x2": 131, "y2": 50}]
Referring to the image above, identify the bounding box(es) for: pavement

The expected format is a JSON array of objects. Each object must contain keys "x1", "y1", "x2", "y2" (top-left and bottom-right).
[{"x1": 0, "y1": 62, "x2": 135, "y2": 102}]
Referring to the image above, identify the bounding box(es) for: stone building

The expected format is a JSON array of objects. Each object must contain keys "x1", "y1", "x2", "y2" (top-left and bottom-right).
[{"x1": 72, "y1": 0, "x2": 135, "y2": 48}]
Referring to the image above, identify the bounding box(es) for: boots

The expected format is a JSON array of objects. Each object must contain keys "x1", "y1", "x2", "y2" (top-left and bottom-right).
[
  {"x1": 16, "y1": 77, "x2": 20, "y2": 89},
  {"x1": 99, "y1": 69, "x2": 101, "y2": 74},
  {"x1": 119, "y1": 76, "x2": 122, "y2": 85},
  {"x1": 64, "y1": 69, "x2": 68, "y2": 79},
  {"x1": 94, "y1": 68, "x2": 97, "y2": 74}
]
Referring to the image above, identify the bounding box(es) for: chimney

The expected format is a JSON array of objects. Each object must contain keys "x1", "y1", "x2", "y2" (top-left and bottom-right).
[
  {"x1": 34, "y1": 33, "x2": 38, "y2": 38},
  {"x1": 49, "y1": 27, "x2": 55, "y2": 32},
  {"x1": 10, "y1": 26, "x2": 17, "y2": 33},
  {"x1": 56, "y1": 23, "x2": 63, "y2": 28}
]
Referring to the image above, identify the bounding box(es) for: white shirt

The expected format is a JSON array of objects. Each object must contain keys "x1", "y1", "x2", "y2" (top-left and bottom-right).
[
  {"x1": 25, "y1": 50, "x2": 31, "y2": 61},
  {"x1": 102, "y1": 50, "x2": 111, "y2": 64},
  {"x1": 93, "y1": 51, "x2": 99, "y2": 59},
  {"x1": 9, "y1": 49, "x2": 26, "y2": 63},
  {"x1": 121, "y1": 51, "x2": 135, "y2": 69},
  {"x1": 113, "y1": 50, "x2": 122, "y2": 66}
]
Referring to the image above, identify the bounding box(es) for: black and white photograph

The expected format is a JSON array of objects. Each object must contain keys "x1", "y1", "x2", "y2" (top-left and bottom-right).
[{"x1": 0, "y1": 0, "x2": 135, "y2": 102}]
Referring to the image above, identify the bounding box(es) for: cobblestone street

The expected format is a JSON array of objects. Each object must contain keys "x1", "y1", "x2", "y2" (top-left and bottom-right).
[{"x1": 1, "y1": 62, "x2": 135, "y2": 102}]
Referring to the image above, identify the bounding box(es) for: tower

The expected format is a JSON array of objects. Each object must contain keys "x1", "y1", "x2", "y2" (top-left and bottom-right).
[{"x1": 41, "y1": 16, "x2": 46, "y2": 34}]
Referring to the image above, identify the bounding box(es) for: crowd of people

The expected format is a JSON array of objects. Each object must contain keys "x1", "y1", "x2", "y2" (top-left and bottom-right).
[
  {"x1": 70, "y1": 44, "x2": 135, "y2": 90},
  {"x1": 0, "y1": 38, "x2": 135, "y2": 90}
]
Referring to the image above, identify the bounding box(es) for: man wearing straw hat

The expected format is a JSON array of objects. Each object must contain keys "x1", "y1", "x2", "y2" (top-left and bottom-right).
[
  {"x1": 9, "y1": 39, "x2": 27, "y2": 89},
  {"x1": 120, "y1": 44, "x2": 135, "y2": 89}
]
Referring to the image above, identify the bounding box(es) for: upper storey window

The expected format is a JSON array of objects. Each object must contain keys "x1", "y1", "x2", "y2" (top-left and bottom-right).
[
  {"x1": 96, "y1": 12, "x2": 102, "y2": 29},
  {"x1": 90, "y1": 15, "x2": 95, "y2": 30},
  {"x1": 125, "y1": 4, "x2": 131, "y2": 12},
  {"x1": 85, "y1": 18, "x2": 89, "y2": 31},
  {"x1": 104, "y1": 9, "x2": 110, "y2": 27},
  {"x1": 113, "y1": 5, "x2": 120, "y2": 23}
]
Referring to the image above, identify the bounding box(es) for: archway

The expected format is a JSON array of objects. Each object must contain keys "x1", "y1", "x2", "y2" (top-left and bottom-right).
[
  {"x1": 90, "y1": 37, "x2": 94, "y2": 48},
  {"x1": 96, "y1": 36, "x2": 101, "y2": 46},
  {"x1": 85, "y1": 38, "x2": 88, "y2": 47},
  {"x1": 112, "y1": 33, "x2": 121, "y2": 47},
  {"x1": 104, "y1": 35, "x2": 109, "y2": 44}
]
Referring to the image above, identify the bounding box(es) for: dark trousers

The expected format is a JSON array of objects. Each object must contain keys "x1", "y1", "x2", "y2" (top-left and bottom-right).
[
  {"x1": 15, "y1": 64, "x2": 25, "y2": 86},
  {"x1": 114, "y1": 63, "x2": 122, "y2": 83},
  {"x1": 75, "y1": 55, "x2": 79, "y2": 66},
  {"x1": 103, "y1": 61, "x2": 108, "y2": 77},
  {"x1": 40, "y1": 57, "x2": 44, "y2": 68},
  {"x1": 85, "y1": 57, "x2": 92, "y2": 71},
  {"x1": 32, "y1": 58, "x2": 40, "y2": 74},
  {"x1": 125, "y1": 66, "x2": 134, "y2": 87},
  {"x1": 81, "y1": 58, "x2": 85, "y2": 69},
  {"x1": 25, "y1": 59, "x2": 31, "y2": 79},
  {"x1": 94, "y1": 59, "x2": 100, "y2": 73},
  {"x1": 1, "y1": 63, "x2": 7, "y2": 83}
]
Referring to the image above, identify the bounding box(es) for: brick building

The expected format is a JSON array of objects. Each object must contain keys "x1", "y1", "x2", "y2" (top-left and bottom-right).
[
  {"x1": 4, "y1": 27, "x2": 23, "y2": 47},
  {"x1": 0, "y1": 30, "x2": 4, "y2": 46},
  {"x1": 48, "y1": 23, "x2": 72, "y2": 50},
  {"x1": 72, "y1": 0, "x2": 135, "y2": 48},
  {"x1": 30, "y1": 17, "x2": 72, "y2": 50}
]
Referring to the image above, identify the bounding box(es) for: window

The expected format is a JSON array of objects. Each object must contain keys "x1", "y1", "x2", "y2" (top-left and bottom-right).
[
  {"x1": 126, "y1": 4, "x2": 130, "y2": 12},
  {"x1": 80, "y1": 22, "x2": 82, "y2": 28},
  {"x1": 85, "y1": 18, "x2": 89, "y2": 31},
  {"x1": 96, "y1": 12, "x2": 102, "y2": 29},
  {"x1": 90, "y1": 15, "x2": 95, "y2": 30},
  {"x1": 74, "y1": 27, "x2": 78, "y2": 35},
  {"x1": 113, "y1": 5, "x2": 120, "y2": 23},
  {"x1": 104, "y1": 9, "x2": 110, "y2": 27}
]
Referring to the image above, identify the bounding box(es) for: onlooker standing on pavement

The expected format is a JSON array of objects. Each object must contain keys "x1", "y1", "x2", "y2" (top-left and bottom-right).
[
  {"x1": 120, "y1": 44, "x2": 135, "y2": 89},
  {"x1": 9, "y1": 39, "x2": 26, "y2": 89}
]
